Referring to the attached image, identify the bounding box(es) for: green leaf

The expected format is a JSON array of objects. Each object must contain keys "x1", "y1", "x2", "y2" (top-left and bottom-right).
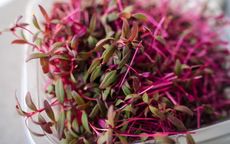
[
  {"x1": 174, "y1": 105, "x2": 193, "y2": 116},
  {"x1": 50, "y1": 19, "x2": 60, "y2": 24},
  {"x1": 174, "y1": 59, "x2": 182, "y2": 75},
  {"x1": 60, "y1": 139, "x2": 68, "y2": 144},
  {"x1": 26, "y1": 53, "x2": 49, "y2": 62},
  {"x1": 89, "y1": 14, "x2": 97, "y2": 33},
  {"x1": 97, "y1": 130, "x2": 112, "y2": 144},
  {"x1": 50, "y1": 55, "x2": 69, "y2": 61},
  {"x1": 113, "y1": 50, "x2": 122, "y2": 65},
  {"x1": 123, "y1": 5, "x2": 134, "y2": 13},
  {"x1": 67, "y1": 111, "x2": 79, "y2": 137},
  {"x1": 46, "y1": 84, "x2": 54, "y2": 94},
  {"x1": 120, "y1": 5, "x2": 133, "y2": 19},
  {"x1": 69, "y1": 139, "x2": 78, "y2": 144},
  {"x1": 155, "y1": 136, "x2": 175, "y2": 144},
  {"x1": 97, "y1": 131, "x2": 108, "y2": 144},
  {"x1": 186, "y1": 134, "x2": 196, "y2": 144},
  {"x1": 87, "y1": 36, "x2": 98, "y2": 48},
  {"x1": 83, "y1": 138, "x2": 90, "y2": 144},
  {"x1": 72, "y1": 91, "x2": 85, "y2": 105},
  {"x1": 87, "y1": 58, "x2": 101, "y2": 74},
  {"x1": 132, "y1": 13, "x2": 148, "y2": 21},
  {"x1": 66, "y1": 110, "x2": 71, "y2": 121},
  {"x1": 102, "y1": 87, "x2": 111, "y2": 101},
  {"x1": 107, "y1": 105, "x2": 116, "y2": 128},
  {"x1": 102, "y1": 46, "x2": 116, "y2": 63},
  {"x1": 35, "y1": 38, "x2": 42, "y2": 47},
  {"x1": 72, "y1": 119, "x2": 79, "y2": 133},
  {"x1": 89, "y1": 104, "x2": 100, "y2": 118},
  {"x1": 121, "y1": 19, "x2": 130, "y2": 39},
  {"x1": 128, "y1": 22, "x2": 138, "y2": 41},
  {"x1": 149, "y1": 106, "x2": 165, "y2": 119},
  {"x1": 49, "y1": 42, "x2": 65, "y2": 55},
  {"x1": 120, "y1": 12, "x2": 131, "y2": 19},
  {"x1": 90, "y1": 66, "x2": 102, "y2": 82},
  {"x1": 142, "y1": 93, "x2": 149, "y2": 104},
  {"x1": 32, "y1": 15, "x2": 41, "y2": 30},
  {"x1": 25, "y1": 92, "x2": 37, "y2": 111},
  {"x1": 56, "y1": 110, "x2": 65, "y2": 139},
  {"x1": 139, "y1": 133, "x2": 149, "y2": 142},
  {"x1": 122, "y1": 104, "x2": 133, "y2": 113},
  {"x1": 167, "y1": 114, "x2": 186, "y2": 131},
  {"x1": 52, "y1": 42, "x2": 65, "y2": 49},
  {"x1": 100, "y1": 70, "x2": 117, "y2": 89},
  {"x1": 118, "y1": 136, "x2": 128, "y2": 144},
  {"x1": 44, "y1": 100, "x2": 55, "y2": 121},
  {"x1": 115, "y1": 99, "x2": 124, "y2": 106},
  {"x1": 107, "y1": 129, "x2": 113, "y2": 144},
  {"x1": 70, "y1": 73, "x2": 77, "y2": 83},
  {"x1": 76, "y1": 52, "x2": 91, "y2": 61},
  {"x1": 95, "y1": 38, "x2": 114, "y2": 51},
  {"x1": 81, "y1": 111, "x2": 91, "y2": 133},
  {"x1": 71, "y1": 35, "x2": 78, "y2": 49},
  {"x1": 124, "y1": 94, "x2": 139, "y2": 100},
  {"x1": 118, "y1": 49, "x2": 131, "y2": 69},
  {"x1": 122, "y1": 81, "x2": 132, "y2": 96},
  {"x1": 55, "y1": 78, "x2": 65, "y2": 103},
  {"x1": 107, "y1": 12, "x2": 119, "y2": 22}
]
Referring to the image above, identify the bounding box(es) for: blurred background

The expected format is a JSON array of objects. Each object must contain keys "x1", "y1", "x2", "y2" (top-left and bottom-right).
[
  {"x1": 0, "y1": 0, "x2": 229, "y2": 144},
  {"x1": 0, "y1": 0, "x2": 28, "y2": 143}
]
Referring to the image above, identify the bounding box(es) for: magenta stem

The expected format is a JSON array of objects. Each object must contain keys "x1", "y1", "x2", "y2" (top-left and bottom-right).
[{"x1": 119, "y1": 41, "x2": 142, "y2": 88}]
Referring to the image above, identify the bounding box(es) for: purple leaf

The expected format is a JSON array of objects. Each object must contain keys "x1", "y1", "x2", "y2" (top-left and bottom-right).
[
  {"x1": 44, "y1": 100, "x2": 55, "y2": 121},
  {"x1": 25, "y1": 92, "x2": 37, "y2": 111},
  {"x1": 174, "y1": 105, "x2": 193, "y2": 116}
]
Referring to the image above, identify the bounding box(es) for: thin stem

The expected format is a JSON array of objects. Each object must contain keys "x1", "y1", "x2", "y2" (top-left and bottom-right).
[
  {"x1": 119, "y1": 41, "x2": 142, "y2": 88},
  {"x1": 165, "y1": 92, "x2": 178, "y2": 105},
  {"x1": 116, "y1": 131, "x2": 195, "y2": 138},
  {"x1": 116, "y1": 0, "x2": 123, "y2": 12},
  {"x1": 138, "y1": 81, "x2": 173, "y2": 95}
]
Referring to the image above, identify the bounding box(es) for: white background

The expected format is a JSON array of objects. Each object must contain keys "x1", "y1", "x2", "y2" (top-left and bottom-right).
[{"x1": 0, "y1": 0, "x2": 28, "y2": 143}]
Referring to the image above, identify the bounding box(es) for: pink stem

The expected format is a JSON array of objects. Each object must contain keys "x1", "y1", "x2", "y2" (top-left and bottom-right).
[
  {"x1": 165, "y1": 92, "x2": 178, "y2": 105},
  {"x1": 116, "y1": 117, "x2": 157, "y2": 128},
  {"x1": 154, "y1": 16, "x2": 166, "y2": 37},
  {"x1": 116, "y1": 131, "x2": 195, "y2": 138},
  {"x1": 116, "y1": 0, "x2": 123, "y2": 12},
  {"x1": 173, "y1": 30, "x2": 190, "y2": 59},
  {"x1": 27, "y1": 100, "x2": 59, "y2": 118},
  {"x1": 138, "y1": 81, "x2": 173, "y2": 95},
  {"x1": 119, "y1": 41, "x2": 142, "y2": 88}
]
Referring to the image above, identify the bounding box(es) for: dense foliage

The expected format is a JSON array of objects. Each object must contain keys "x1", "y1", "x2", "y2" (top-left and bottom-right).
[{"x1": 9, "y1": 0, "x2": 230, "y2": 143}]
